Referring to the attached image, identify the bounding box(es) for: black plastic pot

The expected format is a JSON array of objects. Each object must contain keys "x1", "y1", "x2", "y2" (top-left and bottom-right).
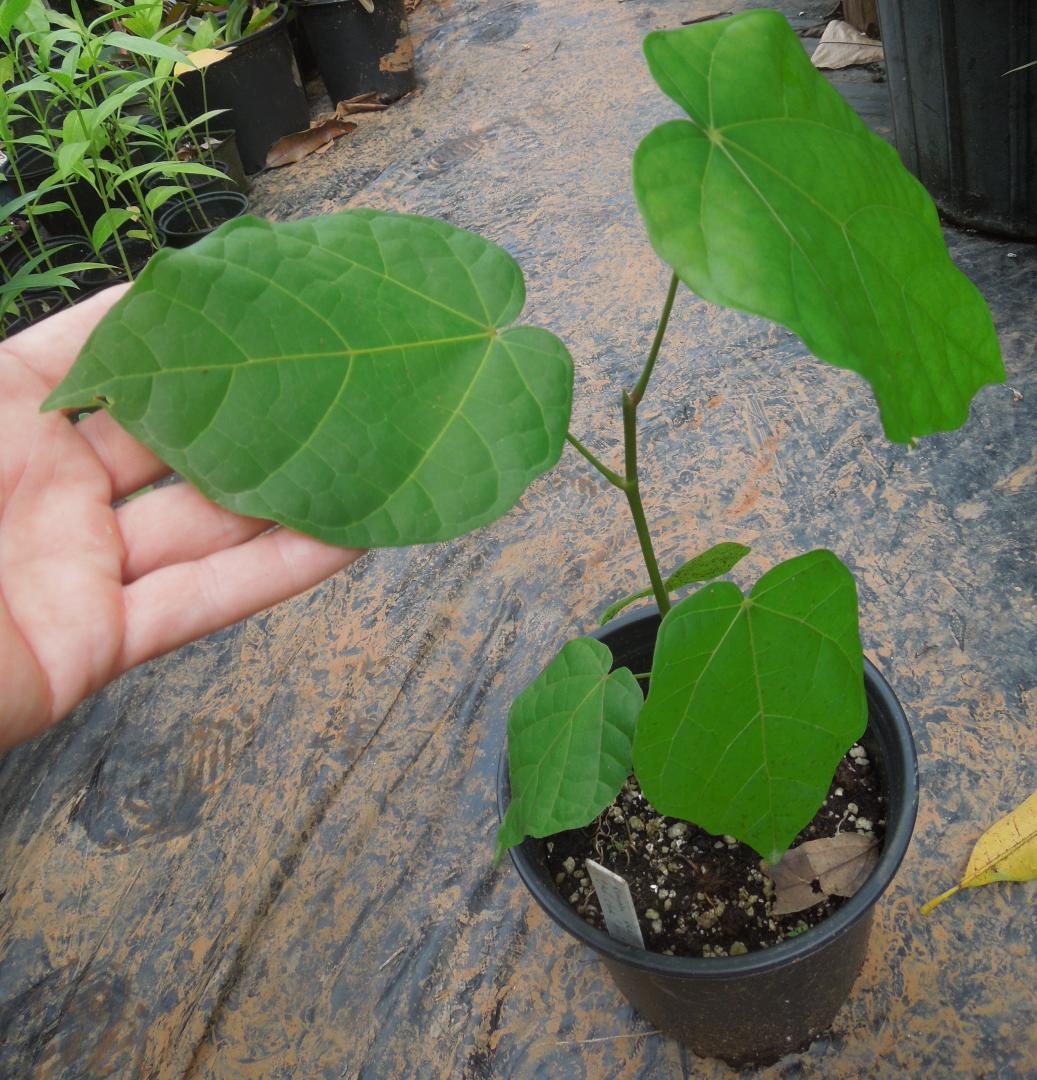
[
  {"x1": 191, "y1": 130, "x2": 249, "y2": 194},
  {"x1": 0, "y1": 146, "x2": 107, "y2": 236},
  {"x1": 157, "y1": 190, "x2": 250, "y2": 249},
  {"x1": 498, "y1": 608, "x2": 918, "y2": 1067},
  {"x1": 144, "y1": 159, "x2": 234, "y2": 198},
  {"x1": 0, "y1": 219, "x2": 47, "y2": 282},
  {"x1": 74, "y1": 236, "x2": 156, "y2": 289},
  {"x1": 286, "y1": 4, "x2": 320, "y2": 83},
  {"x1": 171, "y1": 128, "x2": 250, "y2": 195},
  {"x1": 7, "y1": 288, "x2": 71, "y2": 328},
  {"x1": 877, "y1": 0, "x2": 1037, "y2": 241},
  {"x1": 0, "y1": 145, "x2": 52, "y2": 194},
  {"x1": 173, "y1": 6, "x2": 310, "y2": 174},
  {"x1": 297, "y1": 0, "x2": 416, "y2": 105},
  {"x1": 5, "y1": 233, "x2": 95, "y2": 283}
]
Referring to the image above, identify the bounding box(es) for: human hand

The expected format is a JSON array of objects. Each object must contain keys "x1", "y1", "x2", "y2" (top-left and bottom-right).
[{"x1": 0, "y1": 287, "x2": 364, "y2": 752}]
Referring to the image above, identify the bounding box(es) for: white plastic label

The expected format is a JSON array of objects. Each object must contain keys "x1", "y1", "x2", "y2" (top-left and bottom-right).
[{"x1": 585, "y1": 859, "x2": 645, "y2": 949}]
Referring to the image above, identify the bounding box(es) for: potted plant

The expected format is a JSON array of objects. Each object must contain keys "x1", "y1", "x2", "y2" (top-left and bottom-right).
[
  {"x1": 0, "y1": 0, "x2": 240, "y2": 310},
  {"x1": 877, "y1": 0, "x2": 1036, "y2": 240},
  {"x1": 41, "y1": 10, "x2": 1003, "y2": 1062},
  {"x1": 170, "y1": 1, "x2": 311, "y2": 173},
  {"x1": 294, "y1": 0, "x2": 416, "y2": 106}
]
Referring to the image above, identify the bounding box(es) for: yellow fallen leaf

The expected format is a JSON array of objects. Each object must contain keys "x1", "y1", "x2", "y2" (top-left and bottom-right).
[{"x1": 921, "y1": 788, "x2": 1037, "y2": 915}]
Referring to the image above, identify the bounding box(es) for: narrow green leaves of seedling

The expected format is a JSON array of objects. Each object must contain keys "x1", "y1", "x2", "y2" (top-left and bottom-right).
[
  {"x1": 633, "y1": 550, "x2": 866, "y2": 863},
  {"x1": 600, "y1": 541, "x2": 751, "y2": 624},
  {"x1": 495, "y1": 638, "x2": 643, "y2": 862},
  {"x1": 44, "y1": 210, "x2": 574, "y2": 547},
  {"x1": 632, "y1": 10, "x2": 1004, "y2": 444}
]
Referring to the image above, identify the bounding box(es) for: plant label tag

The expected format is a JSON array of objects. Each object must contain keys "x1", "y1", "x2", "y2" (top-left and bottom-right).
[{"x1": 585, "y1": 859, "x2": 645, "y2": 949}]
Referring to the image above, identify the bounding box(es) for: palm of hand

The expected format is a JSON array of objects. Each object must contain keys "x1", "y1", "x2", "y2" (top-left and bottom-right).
[{"x1": 0, "y1": 288, "x2": 362, "y2": 752}]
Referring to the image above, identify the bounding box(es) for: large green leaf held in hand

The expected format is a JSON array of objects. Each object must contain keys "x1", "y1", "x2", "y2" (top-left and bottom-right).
[
  {"x1": 43, "y1": 210, "x2": 574, "y2": 547},
  {"x1": 632, "y1": 550, "x2": 865, "y2": 863},
  {"x1": 633, "y1": 10, "x2": 1004, "y2": 444},
  {"x1": 495, "y1": 637, "x2": 643, "y2": 862}
]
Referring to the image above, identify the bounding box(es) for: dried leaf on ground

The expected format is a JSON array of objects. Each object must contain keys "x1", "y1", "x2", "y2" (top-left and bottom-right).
[
  {"x1": 265, "y1": 119, "x2": 357, "y2": 169},
  {"x1": 810, "y1": 19, "x2": 883, "y2": 69},
  {"x1": 334, "y1": 92, "x2": 390, "y2": 117},
  {"x1": 922, "y1": 789, "x2": 1037, "y2": 915},
  {"x1": 405, "y1": 0, "x2": 422, "y2": 11},
  {"x1": 763, "y1": 833, "x2": 879, "y2": 915}
]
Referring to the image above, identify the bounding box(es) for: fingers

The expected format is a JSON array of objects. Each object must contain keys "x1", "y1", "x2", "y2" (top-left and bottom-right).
[
  {"x1": 5, "y1": 283, "x2": 171, "y2": 499},
  {"x1": 77, "y1": 411, "x2": 172, "y2": 501},
  {"x1": 6, "y1": 283, "x2": 130, "y2": 388},
  {"x1": 117, "y1": 528, "x2": 365, "y2": 674},
  {"x1": 116, "y1": 480, "x2": 269, "y2": 582}
]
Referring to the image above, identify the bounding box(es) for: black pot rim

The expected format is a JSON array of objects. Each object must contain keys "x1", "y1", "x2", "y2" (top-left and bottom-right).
[
  {"x1": 294, "y1": 0, "x2": 386, "y2": 7},
  {"x1": 5, "y1": 233, "x2": 94, "y2": 276},
  {"x1": 217, "y1": 3, "x2": 290, "y2": 50},
  {"x1": 498, "y1": 605, "x2": 919, "y2": 980},
  {"x1": 2, "y1": 145, "x2": 52, "y2": 183},
  {"x1": 156, "y1": 189, "x2": 249, "y2": 238}
]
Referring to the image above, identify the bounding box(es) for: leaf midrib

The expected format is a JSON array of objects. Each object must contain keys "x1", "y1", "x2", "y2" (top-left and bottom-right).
[{"x1": 85, "y1": 332, "x2": 497, "y2": 383}]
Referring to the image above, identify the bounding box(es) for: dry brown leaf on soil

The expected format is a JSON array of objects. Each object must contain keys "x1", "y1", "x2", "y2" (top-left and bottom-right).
[
  {"x1": 922, "y1": 788, "x2": 1037, "y2": 915},
  {"x1": 762, "y1": 833, "x2": 879, "y2": 915},
  {"x1": 265, "y1": 119, "x2": 358, "y2": 169},
  {"x1": 334, "y1": 92, "x2": 390, "y2": 117}
]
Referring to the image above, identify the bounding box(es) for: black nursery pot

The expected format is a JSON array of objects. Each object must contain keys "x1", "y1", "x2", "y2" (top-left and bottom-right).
[
  {"x1": 3, "y1": 288, "x2": 71, "y2": 337},
  {"x1": 144, "y1": 160, "x2": 235, "y2": 198},
  {"x1": 877, "y1": 0, "x2": 1037, "y2": 241},
  {"x1": 297, "y1": 0, "x2": 416, "y2": 104},
  {"x1": 195, "y1": 131, "x2": 249, "y2": 195},
  {"x1": 498, "y1": 609, "x2": 918, "y2": 1067},
  {"x1": 0, "y1": 219, "x2": 48, "y2": 282},
  {"x1": 4, "y1": 233, "x2": 94, "y2": 287},
  {"x1": 0, "y1": 146, "x2": 107, "y2": 235},
  {"x1": 157, "y1": 190, "x2": 250, "y2": 249},
  {"x1": 173, "y1": 6, "x2": 309, "y2": 174},
  {"x1": 74, "y1": 236, "x2": 156, "y2": 289}
]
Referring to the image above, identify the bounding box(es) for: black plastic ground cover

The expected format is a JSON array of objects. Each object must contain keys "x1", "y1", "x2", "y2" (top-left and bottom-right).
[{"x1": 0, "y1": 2, "x2": 1034, "y2": 1077}]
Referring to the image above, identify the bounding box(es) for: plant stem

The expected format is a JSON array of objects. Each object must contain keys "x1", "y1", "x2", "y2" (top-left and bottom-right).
[
  {"x1": 629, "y1": 271, "x2": 679, "y2": 406},
  {"x1": 622, "y1": 389, "x2": 670, "y2": 615},
  {"x1": 567, "y1": 273, "x2": 680, "y2": 616},
  {"x1": 565, "y1": 431, "x2": 626, "y2": 489}
]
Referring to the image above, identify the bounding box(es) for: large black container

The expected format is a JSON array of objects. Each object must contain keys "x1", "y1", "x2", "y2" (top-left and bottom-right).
[
  {"x1": 499, "y1": 608, "x2": 919, "y2": 1067},
  {"x1": 174, "y1": 6, "x2": 310, "y2": 174},
  {"x1": 878, "y1": 0, "x2": 1037, "y2": 240},
  {"x1": 297, "y1": 0, "x2": 416, "y2": 105}
]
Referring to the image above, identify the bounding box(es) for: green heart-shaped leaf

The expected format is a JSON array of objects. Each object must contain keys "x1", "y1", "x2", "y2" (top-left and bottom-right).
[
  {"x1": 632, "y1": 549, "x2": 865, "y2": 863},
  {"x1": 495, "y1": 637, "x2": 643, "y2": 862},
  {"x1": 633, "y1": 10, "x2": 1004, "y2": 444},
  {"x1": 44, "y1": 210, "x2": 574, "y2": 547}
]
